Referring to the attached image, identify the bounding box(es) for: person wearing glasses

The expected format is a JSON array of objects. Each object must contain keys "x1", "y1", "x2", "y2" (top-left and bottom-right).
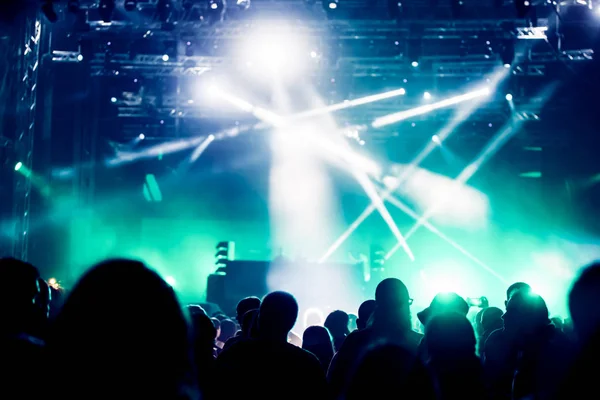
[{"x1": 327, "y1": 278, "x2": 422, "y2": 399}]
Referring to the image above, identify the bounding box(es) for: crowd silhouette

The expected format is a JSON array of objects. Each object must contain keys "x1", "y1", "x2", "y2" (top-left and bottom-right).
[{"x1": 1, "y1": 255, "x2": 598, "y2": 400}]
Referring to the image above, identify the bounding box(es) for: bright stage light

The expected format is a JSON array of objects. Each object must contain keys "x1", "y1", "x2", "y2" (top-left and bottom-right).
[
  {"x1": 432, "y1": 135, "x2": 441, "y2": 145},
  {"x1": 269, "y1": 128, "x2": 338, "y2": 258},
  {"x1": 14, "y1": 162, "x2": 23, "y2": 171},
  {"x1": 371, "y1": 87, "x2": 490, "y2": 128},
  {"x1": 320, "y1": 70, "x2": 511, "y2": 265},
  {"x1": 165, "y1": 276, "x2": 176, "y2": 286},
  {"x1": 505, "y1": 93, "x2": 513, "y2": 101},
  {"x1": 110, "y1": 97, "x2": 117, "y2": 103},
  {"x1": 207, "y1": 84, "x2": 219, "y2": 96},
  {"x1": 328, "y1": 1, "x2": 337, "y2": 8},
  {"x1": 162, "y1": 54, "x2": 169, "y2": 62},
  {"x1": 411, "y1": 61, "x2": 419, "y2": 67},
  {"x1": 236, "y1": 0, "x2": 251, "y2": 10},
  {"x1": 291, "y1": 87, "x2": 406, "y2": 120},
  {"x1": 238, "y1": 25, "x2": 315, "y2": 77},
  {"x1": 423, "y1": 91, "x2": 432, "y2": 100},
  {"x1": 138, "y1": 133, "x2": 145, "y2": 140}
]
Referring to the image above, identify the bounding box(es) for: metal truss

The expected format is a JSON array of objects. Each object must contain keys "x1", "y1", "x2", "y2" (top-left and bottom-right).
[
  {"x1": 46, "y1": 12, "x2": 593, "y2": 146},
  {"x1": 50, "y1": 46, "x2": 593, "y2": 78},
  {"x1": 12, "y1": 11, "x2": 42, "y2": 261},
  {"x1": 79, "y1": 18, "x2": 538, "y2": 38}
]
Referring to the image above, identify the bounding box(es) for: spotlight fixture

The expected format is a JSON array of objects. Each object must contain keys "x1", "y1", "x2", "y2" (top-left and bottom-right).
[
  {"x1": 208, "y1": 0, "x2": 222, "y2": 9},
  {"x1": 236, "y1": 0, "x2": 251, "y2": 10},
  {"x1": 41, "y1": 1, "x2": 58, "y2": 23},
  {"x1": 505, "y1": 93, "x2": 513, "y2": 101},
  {"x1": 124, "y1": 0, "x2": 137, "y2": 11},
  {"x1": 99, "y1": 0, "x2": 116, "y2": 22},
  {"x1": 185, "y1": 41, "x2": 195, "y2": 56},
  {"x1": 323, "y1": 0, "x2": 338, "y2": 10},
  {"x1": 67, "y1": 0, "x2": 80, "y2": 13},
  {"x1": 205, "y1": 0, "x2": 226, "y2": 22},
  {"x1": 388, "y1": 0, "x2": 404, "y2": 20},
  {"x1": 501, "y1": 39, "x2": 515, "y2": 67}
]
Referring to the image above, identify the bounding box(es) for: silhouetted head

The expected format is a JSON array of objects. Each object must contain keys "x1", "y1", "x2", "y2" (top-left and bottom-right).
[
  {"x1": 236, "y1": 296, "x2": 261, "y2": 323},
  {"x1": 218, "y1": 319, "x2": 237, "y2": 342},
  {"x1": 569, "y1": 262, "x2": 600, "y2": 341},
  {"x1": 0, "y1": 257, "x2": 40, "y2": 333},
  {"x1": 189, "y1": 310, "x2": 217, "y2": 359},
  {"x1": 346, "y1": 344, "x2": 435, "y2": 400},
  {"x1": 357, "y1": 299, "x2": 376, "y2": 330},
  {"x1": 302, "y1": 325, "x2": 334, "y2": 370},
  {"x1": 47, "y1": 259, "x2": 194, "y2": 399},
  {"x1": 418, "y1": 292, "x2": 469, "y2": 326},
  {"x1": 241, "y1": 309, "x2": 259, "y2": 338},
  {"x1": 481, "y1": 307, "x2": 504, "y2": 334},
  {"x1": 213, "y1": 313, "x2": 228, "y2": 321},
  {"x1": 258, "y1": 291, "x2": 298, "y2": 341},
  {"x1": 375, "y1": 278, "x2": 411, "y2": 309},
  {"x1": 505, "y1": 282, "x2": 531, "y2": 306},
  {"x1": 503, "y1": 290, "x2": 549, "y2": 338},
  {"x1": 372, "y1": 278, "x2": 412, "y2": 331},
  {"x1": 186, "y1": 304, "x2": 207, "y2": 317},
  {"x1": 551, "y1": 316, "x2": 564, "y2": 332},
  {"x1": 324, "y1": 310, "x2": 350, "y2": 338},
  {"x1": 303, "y1": 325, "x2": 333, "y2": 347},
  {"x1": 425, "y1": 312, "x2": 477, "y2": 361}
]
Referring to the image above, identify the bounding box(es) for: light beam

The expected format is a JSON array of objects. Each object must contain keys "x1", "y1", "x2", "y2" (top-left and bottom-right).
[{"x1": 371, "y1": 87, "x2": 490, "y2": 128}]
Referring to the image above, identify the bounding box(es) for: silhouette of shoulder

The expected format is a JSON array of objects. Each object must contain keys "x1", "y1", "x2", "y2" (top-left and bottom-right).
[
  {"x1": 217, "y1": 339, "x2": 327, "y2": 399},
  {"x1": 406, "y1": 329, "x2": 424, "y2": 350},
  {"x1": 219, "y1": 337, "x2": 320, "y2": 364},
  {"x1": 483, "y1": 328, "x2": 506, "y2": 361}
]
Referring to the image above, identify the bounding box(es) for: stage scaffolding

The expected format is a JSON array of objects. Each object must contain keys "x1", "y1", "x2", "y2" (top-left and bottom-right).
[{"x1": 0, "y1": 10, "x2": 43, "y2": 261}]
